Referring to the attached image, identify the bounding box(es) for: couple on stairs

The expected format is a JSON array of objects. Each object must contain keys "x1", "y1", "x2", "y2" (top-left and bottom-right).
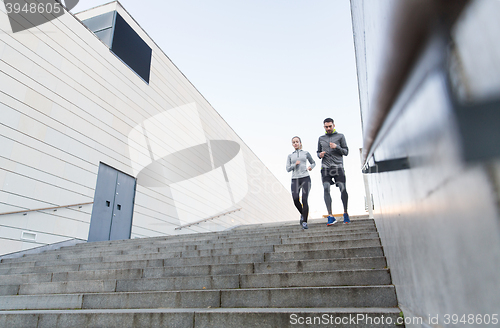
[{"x1": 286, "y1": 118, "x2": 350, "y2": 229}]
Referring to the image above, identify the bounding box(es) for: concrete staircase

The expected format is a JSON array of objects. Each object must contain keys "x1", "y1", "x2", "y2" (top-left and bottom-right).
[{"x1": 0, "y1": 216, "x2": 403, "y2": 327}]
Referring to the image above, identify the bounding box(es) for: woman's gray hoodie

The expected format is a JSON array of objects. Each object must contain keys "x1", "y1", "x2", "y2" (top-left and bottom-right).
[{"x1": 286, "y1": 149, "x2": 316, "y2": 179}]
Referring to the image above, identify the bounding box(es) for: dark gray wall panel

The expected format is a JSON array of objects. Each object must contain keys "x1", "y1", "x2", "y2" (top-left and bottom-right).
[
  {"x1": 88, "y1": 164, "x2": 118, "y2": 242},
  {"x1": 88, "y1": 163, "x2": 136, "y2": 242},
  {"x1": 111, "y1": 13, "x2": 152, "y2": 83}
]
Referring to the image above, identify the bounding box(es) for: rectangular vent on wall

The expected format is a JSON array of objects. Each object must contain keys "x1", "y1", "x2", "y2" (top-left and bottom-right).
[
  {"x1": 81, "y1": 11, "x2": 152, "y2": 83},
  {"x1": 21, "y1": 231, "x2": 37, "y2": 241}
]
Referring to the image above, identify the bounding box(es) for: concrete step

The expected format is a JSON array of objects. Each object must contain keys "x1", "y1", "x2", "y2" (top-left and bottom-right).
[
  {"x1": 189, "y1": 222, "x2": 377, "y2": 240},
  {"x1": 0, "y1": 256, "x2": 387, "y2": 286},
  {"x1": 229, "y1": 217, "x2": 374, "y2": 232},
  {"x1": 0, "y1": 216, "x2": 404, "y2": 327},
  {"x1": 0, "y1": 245, "x2": 385, "y2": 276},
  {"x1": 254, "y1": 256, "x2": 387, "y2": 274},
  {"x1": 0, "y1": 215, "x2": 402, "y2": 328},
  {"x1": 0, "y1": 260, "x2": 163, "y2": 276},
  {"x1": 281, "y1": 231, "x2": 379, "y2": 244},
  {"x1": 1, "y1": 244, "x2": 274, "y2": 264},
  {"x1": 75, "y1": 224, "x2": 376, "y2": 249},
  {"x1": 0, "y1": 285, "x2": 19, "y2": 296},
  {"x1": 265, "y1": 246, "x2": 384, "y2": 262},
  {"x1": 0, "y1": 272, "x2": 52, "y2": 285},
  {"x1": 273, "y1": 238, "x2": 380, "y2": 252},
  {"x1": 4, "y1": 231, "x2": 381, "y2": 264},
  {"x1": 0, "y1": 233, "x2": 378, "y2": 269},
  {"x1": 166, "y1": 223, "x2": 375, "y2": 239},
  {"x1": 54, "y1": 221, "x2": 376, "y2": 252},
  {"x1": 166, "y1": 222, "x2": 376, "y2": 239},
  {"x1": 0, "y1": 237, "x2": 381, "y2": 269},
  {"x1": 0, "y1": 286, "x2": 398, "y2": 310},
  {"x1": 163, "y1": 246, "x2": 384, "y2": 267},
  {"x1": 0, "y1": 307, "x2": 405, "y2": 328},
  {"x1": 0, "y1": 269, "x2": 142, "y2": 285},
  {"x1": 239, "y1": 269, "x2": 391, "y2": 288},
  {"x1": 0, "y1": 269, "x2": 391, "y2": 296},
  {"x1": 0, "y1": 253, "x2": 264, "y2": 270},
  {"x1": 220, "y1": 286, "x2": 398, "y2": 308},
  {"x1": 163, "y1": 253, "x2": 266, "y2": 267},
  {"x1": 0, "y1": 264, "x2": 82, "y2": 276}
]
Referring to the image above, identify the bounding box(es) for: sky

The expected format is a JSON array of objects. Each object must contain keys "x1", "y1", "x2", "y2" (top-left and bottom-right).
[{"x1": 72, "y1": 0, "x2": 366, "y2": 218}]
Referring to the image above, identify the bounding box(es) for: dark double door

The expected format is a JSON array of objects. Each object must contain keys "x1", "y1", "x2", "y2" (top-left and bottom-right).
[{"x1": 88, "y1": 163, "x2": 137, "y2": 242}]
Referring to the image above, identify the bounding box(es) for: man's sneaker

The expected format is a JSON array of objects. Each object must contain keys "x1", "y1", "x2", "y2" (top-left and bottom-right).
[
  {"x1": 300, "y1": 215, "x2": 304, "y2": 226},
  {"x1": 326, "y1": 215, "x2": 337, "y2": 226},
  {"x1": 343, "y1": 213, "x2": 350, "y2": 224},
  {"x1": 301, "y1": 221, "x2": 308, "y2": 229}
]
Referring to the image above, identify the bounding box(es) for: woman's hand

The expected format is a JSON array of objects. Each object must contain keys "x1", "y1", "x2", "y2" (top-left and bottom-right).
[
  {"x1": 296, "y1": 160, "x2": 301, "y2": 165},
  {"x1": 308, "y1": 166, "x2": 312, "y2": 171}
]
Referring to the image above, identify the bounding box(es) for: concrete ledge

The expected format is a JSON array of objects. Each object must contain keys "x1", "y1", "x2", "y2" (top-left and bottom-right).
[
  {"x1": 144, "y1": 263, "x2": 255, "y2": 279},
  {"x1": 240, "y1": 269, "x2": 391, "y2": 288},
  {"x1": 0, "y1": 284, "x2": 19, "y2": 296},
  {"x1": 0, "y1": 294, "x2": 84, "y2": 310},
  {"x1": 221, "y1": 286, "x2": 398, "y2": 308},
  {"x1": 0, "y1": 217, "x2": 404, "y2": 327},
  {"x1": 273, "y1": 238, "x2": 381, "y2": 252},
  {"x1": 52, "y1": 268, "x2": 144, "y2": 283},
  {"x1": 0, "y1": 264, "x2": 81, "y2": 276},
  {"x1": 0, "y1": 257, "x2": 389, "y2": 287},
  {"x1": 0, "y1": 239, "x2": 86, "y2": 261},
  {"x1": 11, "y1": 269, "x2": 391, "y2": 296},
  {"x1": 2, "y1": 230, "x2": 380, "y2": 264},
  {"x1": 265, "y1": 246, "x2": 384, "y2": 262},
  {"x1": 163, "y1": 253, "x2": 265, "y2": 267},
  {"x1": 0, "y1": 272, "x2": 52, "y2": 285},
  {"x1": 19, "y1": 280, "x2": 118, "y2": 295},
  {"x1": 82, "y1": 290, "x2": 220, "y2": 309},
  {"x1": 0, "y1": 307, "x2": 403, "y2": 328},
  {"x1": 57, "y1": 220, "x2": 375, "y2": 251},
  {"x1": 254, "y1": 256, "x2": 387, "y2": 274}
]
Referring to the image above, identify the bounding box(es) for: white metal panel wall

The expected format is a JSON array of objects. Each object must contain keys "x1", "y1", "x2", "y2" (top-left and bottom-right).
[{"x1": 0, "y1": 1, "x2": 296, "y2": 255}]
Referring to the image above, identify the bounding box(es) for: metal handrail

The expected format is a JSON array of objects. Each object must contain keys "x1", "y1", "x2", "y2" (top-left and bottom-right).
[
  {"x1": 353, "y1": 1, "x2": 469, "y2": 166},
  {"x1": 175, "y1": 207, "x2": 242, "y2": 230},
  {"x1": 0, "y1": 202, "x2": 94, "y2": 216}
]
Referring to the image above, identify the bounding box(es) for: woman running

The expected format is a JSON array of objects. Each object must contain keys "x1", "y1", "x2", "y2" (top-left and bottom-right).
[{"x1": 286, "y1": 136, "x2": 316, "y2": 229}]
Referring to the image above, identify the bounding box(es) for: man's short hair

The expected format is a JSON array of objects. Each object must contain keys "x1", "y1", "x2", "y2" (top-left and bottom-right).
[{"x1": 323, "y1": 118, "x2": 334, "y2": 124}]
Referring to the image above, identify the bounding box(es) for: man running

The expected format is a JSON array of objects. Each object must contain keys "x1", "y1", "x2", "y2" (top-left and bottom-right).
[{"x1": 317, "y1": 118, "x2": 350, "y2": 225}]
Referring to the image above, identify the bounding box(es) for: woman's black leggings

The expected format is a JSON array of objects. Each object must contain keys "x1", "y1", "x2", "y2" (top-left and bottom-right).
[{"x1": 291, "y1": 176, "x2": 311, "y2": 222}]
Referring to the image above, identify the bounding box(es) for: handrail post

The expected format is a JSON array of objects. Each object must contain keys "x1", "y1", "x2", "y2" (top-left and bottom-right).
[
  {"x1": 0, "y1": 202, "x2": 94, "y2": 216},
  {"x1": 175, "y1": 208, "x2": 242, "y2": 230}
]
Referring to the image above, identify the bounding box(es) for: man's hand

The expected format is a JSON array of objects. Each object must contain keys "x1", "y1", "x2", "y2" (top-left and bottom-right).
[
  {"x1": 330, "y1": 142, "x2": 337, "y2": 149},
  {"x1": 319, "y1": 151, "x2": 326, "y2": 158}
]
